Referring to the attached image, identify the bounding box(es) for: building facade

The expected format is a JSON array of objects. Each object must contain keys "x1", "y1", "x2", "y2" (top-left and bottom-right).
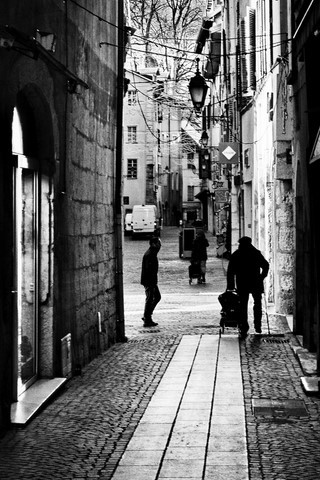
[
  {"x1": 123, "y1": 67, "x2": 183, "y2": 226},
  {"x1": 202, "y1": 0, "x2": 320, "y2": 370},
  {"x1": 0, "y1": 0, "x2": 125, "y2": 428},
  {"x1": 180, "y1": 121, "x2": 202, "y2": 225},
  {"x1": 207, "y1": 0, "x2": 295, "y2": 313},
  {"x1": 122, "y1": 69, "x2": 159, "y2": 214}
]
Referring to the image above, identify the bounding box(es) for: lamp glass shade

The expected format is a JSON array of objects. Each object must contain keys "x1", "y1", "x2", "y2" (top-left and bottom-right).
[
  {"x1": 188, "y1": 73, "x2": 208, "y2": 110},
  {"x1": 200, "y1": 131, "x2": 209, "y2": 147}
]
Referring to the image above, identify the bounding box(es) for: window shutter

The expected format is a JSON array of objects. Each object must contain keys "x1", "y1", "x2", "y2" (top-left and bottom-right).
[{"x1": 248, "y1": 8, "x2": 256, "y2": 91}]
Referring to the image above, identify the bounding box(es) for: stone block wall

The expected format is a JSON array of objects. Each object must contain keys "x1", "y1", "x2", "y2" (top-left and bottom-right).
[
  {"x1": 55, "y1": 4, "x2": 120, "y2": 368},
  {"x1": 274, "y1": 181, "x2": 294, "y2": 314},
  {"x1": 0, "y1": 0, "x2": 122, "y2": 389}
]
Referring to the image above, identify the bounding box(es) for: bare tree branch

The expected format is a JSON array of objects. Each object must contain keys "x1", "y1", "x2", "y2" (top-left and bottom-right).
[{"x1": 129, "y1": 0, "x2": 205, "y2": 80}]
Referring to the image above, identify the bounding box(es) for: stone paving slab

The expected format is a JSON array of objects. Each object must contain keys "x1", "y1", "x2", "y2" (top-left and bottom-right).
[
  {"x1": 159, "y1": 459, "x2": 204, "y2": 478},
  {"x1": 205, "y1": 464, "x2": 249, "y2": 480},
  {"x1": 208, "y1": 435, "x2": 246, "y2": 452}
]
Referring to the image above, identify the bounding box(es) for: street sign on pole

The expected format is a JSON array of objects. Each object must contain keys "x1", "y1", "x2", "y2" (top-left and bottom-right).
[
  {"x1": 214, "y1": 188, "x2": 229, "y2": 203},
  {"x1": 219, "y1": 142, "x2": 239, "y2": 164}
]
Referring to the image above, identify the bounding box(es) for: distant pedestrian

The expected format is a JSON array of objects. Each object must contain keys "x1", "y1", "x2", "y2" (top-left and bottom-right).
[
  {"x1": 227, "y1": 236, "x2": 269, "y2": 336},
  {"x1": 141, "y1": 236, "x2": 162, "y2": 327},
  {"x1": 191, "y1": 230, "x2": 209, "y2": 284}
]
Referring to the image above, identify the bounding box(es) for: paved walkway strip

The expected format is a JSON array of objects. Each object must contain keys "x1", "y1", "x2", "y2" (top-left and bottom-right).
[
  {"x1": 207, "y1": 335, "x2": 248, "y2": 480},
  {"x1": 111, "y1": 334, "x2": 248, "y2": 480}
]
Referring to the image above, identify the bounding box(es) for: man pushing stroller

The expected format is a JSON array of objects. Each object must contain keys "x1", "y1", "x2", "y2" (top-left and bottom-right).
[{"x1": 227, "y1": 236, "x2": 269, "y2": 337}]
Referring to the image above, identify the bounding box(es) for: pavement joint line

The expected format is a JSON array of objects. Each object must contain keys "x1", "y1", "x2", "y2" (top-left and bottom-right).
[
  {"x1": 157, "y1": 335, "x2": 219, "y2": 480},
  {"x1": 115, "y1": 336, "x2": 201, "y2": 475},
  {"x1": 153, "y1": 336, "x2": 203, "y2": 478},
  {"x1": 113, "y1": 335, "x2": 213, "y2": 479},
  {"x1": 201, "y1": 332, "x2": 221, "y2": 479},
  {"x1": 205, "y1": 335, "x2": 249, "y2": 478}
]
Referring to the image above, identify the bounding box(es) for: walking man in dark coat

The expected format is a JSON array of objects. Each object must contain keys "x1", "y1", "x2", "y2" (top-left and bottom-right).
[
  {"x1": 227, "y1": 236, "x2": 269, "y2": 336},
  {"x1": 141, "y1": 236, "x2": 162, "y2": 327}
]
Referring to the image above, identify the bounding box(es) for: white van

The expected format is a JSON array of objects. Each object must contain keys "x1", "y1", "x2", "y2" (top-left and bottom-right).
[
  {"x1": 124, "y1": 213, "x2": 132, "y2": 235},
  {"x1": 131, "y1": 204, "x2": 160, "y2": 238}
]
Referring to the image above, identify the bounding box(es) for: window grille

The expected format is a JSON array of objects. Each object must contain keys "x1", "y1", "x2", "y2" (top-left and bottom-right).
[
  {"x1": 127, "y1": 158, "x2": 137, "y2": 179},
  {"x1": 128, "y1": 126, "x2": 137, "y2": 143},
  {"x1": 127, "y1": 91, "x2": 137, "y2": 106},
  {"x1": 187, "y1": 186, "x2": 194, "y2": 201}
]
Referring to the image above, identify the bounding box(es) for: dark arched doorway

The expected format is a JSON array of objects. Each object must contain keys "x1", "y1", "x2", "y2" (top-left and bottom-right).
[{"x1": 11, "y1": 86, "x2": 55, "y2": 403}]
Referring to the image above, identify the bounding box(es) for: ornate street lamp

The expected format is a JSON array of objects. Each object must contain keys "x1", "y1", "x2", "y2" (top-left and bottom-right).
[{"x1": 188, "y1": 58, "x2": 208, "y2": 111}]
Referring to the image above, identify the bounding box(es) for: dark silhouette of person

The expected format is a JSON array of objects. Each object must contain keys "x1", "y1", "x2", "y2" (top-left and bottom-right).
[
  {"x1": 227, "y1": 236, "x2": 269, "y2": 335},
  {"x1": 191, "y1": 230, "x2": 209, "y2": 283},
  {"x1": 141, "y1": 236, "x2": 162, "y2": 327}
]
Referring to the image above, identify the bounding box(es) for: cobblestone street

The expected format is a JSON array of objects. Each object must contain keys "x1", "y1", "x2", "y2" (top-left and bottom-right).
[{"x1": 0, "y1": 228, "x2": 320, "y2": 479}]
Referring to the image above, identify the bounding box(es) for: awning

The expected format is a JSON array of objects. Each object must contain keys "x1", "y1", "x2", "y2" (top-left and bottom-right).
[
  {"x1": 205, "y1": 31, "x2": 221, "y2": 80},
  {"x1": 195, "y1": 189, "x2": 209, "y2": 202},
  {"x1": 195, "y1": 18, "x2": 213, "y2": 53},
  {"x1": 181, "y1": 119, "x2": 201, "y2": 146},
  {"x1": 1, "y1": 25, "x2": 88, "y2": 92}
]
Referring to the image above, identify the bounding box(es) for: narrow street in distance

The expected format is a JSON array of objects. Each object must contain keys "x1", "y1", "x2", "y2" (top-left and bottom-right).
[{"x1": 123, "y1": 226, "x2": 226, "y2": 338}]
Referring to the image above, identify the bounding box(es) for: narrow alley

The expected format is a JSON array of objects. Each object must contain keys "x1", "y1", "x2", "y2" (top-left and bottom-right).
[{"x1": 0, "y1": 228, "x2": 319, "y2": 479}]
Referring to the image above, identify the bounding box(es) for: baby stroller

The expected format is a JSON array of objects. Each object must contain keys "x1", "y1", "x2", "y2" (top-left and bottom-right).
[
  {"x1": 188, "y1": 261, "x2": 202, "y2": 284},
  {"x1": 218, "y1": 290, "x2": 241, "y2": 333}
]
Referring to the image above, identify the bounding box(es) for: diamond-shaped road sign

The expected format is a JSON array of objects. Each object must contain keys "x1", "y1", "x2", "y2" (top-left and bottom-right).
[{"x1": 219, "y1": 142, "x2": 239, "y2": 164}]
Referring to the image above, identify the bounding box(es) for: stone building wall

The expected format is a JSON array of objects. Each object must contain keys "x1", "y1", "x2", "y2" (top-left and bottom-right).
[
  {"x1": 55, "y1": 3, "x2": 120, "y2": 365},
  {"x1": 274, "y1": 179, "x2": 294, "y2": 314},
  {"x1": 0, "y1": 0, "x2": 122, "y2": 428}
]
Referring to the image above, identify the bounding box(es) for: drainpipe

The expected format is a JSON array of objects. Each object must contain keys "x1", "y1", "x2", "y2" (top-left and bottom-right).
[
  {"x1": 115, "y1": 0, "x2": 126, "y2": 342},
  {"x1": 236, "y1": 3, "x2": 244, "y2": 239},
  {"x1": 168, "y1": 106, "x2": 172, "y2": 225}
]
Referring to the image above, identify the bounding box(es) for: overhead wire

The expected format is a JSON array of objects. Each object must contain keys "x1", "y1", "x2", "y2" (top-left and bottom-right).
[
  {"x1": 101, "y1": 38, "x2": 290, "y2": 62},
  {"x1": 70, "y1": 0, "x2": 291, "y2": 45},
  {"x1": 70, "y1": 0, "x2": 291, "y2": 60},
  {"x1": 127, "y1": 66, "x2": 282, "y2": 120},
  {"x1": 67, "y1": 1, "x2": 292, "y2": 148},
  {"x1": 131, "y1": 74, "x2": 195, "y2": 145},
  {"x1": 69, "y1": 0, "x2": 118, "y2": 28}
]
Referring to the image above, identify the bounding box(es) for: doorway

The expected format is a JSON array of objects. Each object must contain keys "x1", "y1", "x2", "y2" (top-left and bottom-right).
[
  {"x1": 13, "y1": 156, "x2": 39, "y2": 398},
  {"x1": 12, "y1": 108, "x2": 40, "y2": 399}
]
